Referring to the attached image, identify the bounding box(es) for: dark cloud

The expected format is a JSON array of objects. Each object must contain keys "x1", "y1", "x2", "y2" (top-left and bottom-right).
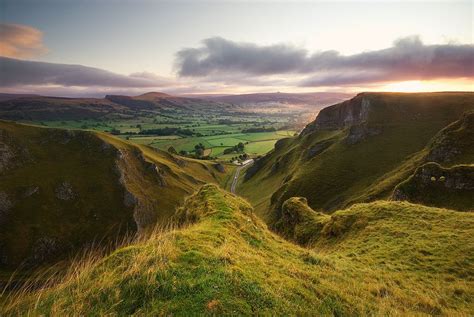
[
  {"x1": 176, "y1": 37, "x2": 307, "y2": 76},
  {"x1": 175, "y1": 36, "x2": 474, "y2": 86},
  {"x1": 0, "y1": 23, "x2": 47, "y2": 58},
  {"x1": 0, "y1": 57, "x2": 169, "y2": 88}
]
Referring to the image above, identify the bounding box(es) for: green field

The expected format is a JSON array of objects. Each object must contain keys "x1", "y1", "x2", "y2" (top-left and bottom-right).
[
  {"x1": 35, "y1": 112, "x2": 296, "y2": 160},
  {"x1": 145, "y1": 130, "x2": 295, "y2": 159}
]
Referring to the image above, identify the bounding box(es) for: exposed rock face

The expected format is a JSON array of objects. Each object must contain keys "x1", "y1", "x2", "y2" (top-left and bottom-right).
[
  {"x1": 392, "y1": 163, "x2": 474, "y2": 211},
  {"x1": 302, "y1": 94, "x2": 371, "y2": 134},
  {"x1": 0, "y1": 129, "x2": 29, "y2": 173},
  {"x1": 426, "y1": 111, "x2": 474, "y2": 164},
  {"x1": 305, "y1": 140, "x2": 333, "y2": 159},
  {"x1": 300, "y1": 94, "x2": 382, "y2": 145},
  {"x1": 55, "y1": 181, "x2": 76, "y2": 200},
  {"x1": 25, "y1": 237, "x2": 64, "y2": 267},
  {"x1": 115, "y1": 149, "x2": 161, "y2": 232},
  {"x1": 138, "y1": 152, "x2": 167, "y2": 187},
  {"x1": 345, "y1": 124, "x2": 382, "y2": 145}
]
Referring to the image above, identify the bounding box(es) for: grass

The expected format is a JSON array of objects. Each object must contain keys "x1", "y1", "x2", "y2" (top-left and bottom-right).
[
  {"x1": 145, "y1": 130, "x2": 295, "y2": 159},
  {"x1": 33, "y1": 110, "x2": 296, "y2": 160},
  {"x1": 240, "y1": 92, "x2": 474, "y2": 219},
  {"x1": 3, "y1": 185, "x2": 473, "y2": 315},
  {"x1": 0, "y1": 121, "x2": 231, "y2": 279}
]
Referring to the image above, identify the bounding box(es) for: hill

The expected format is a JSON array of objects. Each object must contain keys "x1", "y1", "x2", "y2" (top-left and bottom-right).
[
  {"x1": 239, "y1": 92, "x2": 474, "y2": 220},
  {"x1": 3, "y1": 185, "x2": 473, "y2": 315},
  {"x1": 196, "y1": 92, "x2": 351, "y2": 106},
  {"x1": 0, "y1": 92, "x2": 233, "y2": 121},
  {"x1": 192, "y1": 92, "x2": 352, "y2": 115},
  {"x1": 0, "y1": 121, "x2": 225, "y2": 271}
]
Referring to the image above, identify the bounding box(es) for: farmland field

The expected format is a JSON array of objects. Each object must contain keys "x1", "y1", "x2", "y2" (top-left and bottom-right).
[{"x1": 31, "y1": 110, "x2": 300, "y2": 161}]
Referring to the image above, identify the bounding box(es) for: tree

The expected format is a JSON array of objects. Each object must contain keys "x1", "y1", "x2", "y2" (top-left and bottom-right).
[
  {"x1": 168, "y1": 146, "x2": 178, "y2": 155},
  {"x1": 195, "y1": 148, "x2": 204, "y2": 157},
  {"x1": 110, "y1": 128, "x2": 120, "y2": 135}
]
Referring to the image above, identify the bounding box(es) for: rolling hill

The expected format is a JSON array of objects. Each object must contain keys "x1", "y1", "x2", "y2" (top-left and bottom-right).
[
  {"x1": 3, "y1": 185, "x2": 472, "y2": 315},
  {"x1": 239, "y1": 92, "x2": 474, "y2": 221},
  {"x1": 0, "y1": 121, "x2": 226, "y2": 271},
  {"x1": 0, "y1": 92, "x2": 233, "y2": 121}
]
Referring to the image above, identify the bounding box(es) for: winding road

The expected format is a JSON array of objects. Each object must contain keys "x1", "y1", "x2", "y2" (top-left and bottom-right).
[{"x1": 230, "y1": 159, "x2": 254, "y2": 194}]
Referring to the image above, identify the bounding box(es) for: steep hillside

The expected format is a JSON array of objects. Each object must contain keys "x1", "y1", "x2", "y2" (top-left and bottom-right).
[
  {"x1": 3, "y1": 185, "x2": 473, "y2": 315},
  {"x1": 0, "y1": 121, "x2": 224, "y2": 270},
  {"x1": 239, "y1": 92, "x2": 474, "y2": 220}
]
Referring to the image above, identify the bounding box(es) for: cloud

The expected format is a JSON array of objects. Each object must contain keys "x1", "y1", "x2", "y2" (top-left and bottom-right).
[
  {"x1": 175, "y1": 36, "x2": 474, "y2": 87},
  {"x1": 176, "y1": 37, "x2": 307, "y2": 76},
  {"x1": 0, "y1": 23, "x2": 47, "y2": 58},
  {"x1": 0, "y1": 56, "x2": 171, "y2": 88}
]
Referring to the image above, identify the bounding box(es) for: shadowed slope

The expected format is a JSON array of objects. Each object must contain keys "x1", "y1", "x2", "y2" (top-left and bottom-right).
[{"x1": 0, "y1": 121, "x2": 223, "y2": 270}]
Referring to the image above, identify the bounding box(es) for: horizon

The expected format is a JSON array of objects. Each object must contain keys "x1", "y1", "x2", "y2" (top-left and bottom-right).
[
  {"x1": 0, "y1": 0, "x2": 473, "y2": 96},
  {"x1": 2, "y1": 89, "x2": 474, "y2": 100}
]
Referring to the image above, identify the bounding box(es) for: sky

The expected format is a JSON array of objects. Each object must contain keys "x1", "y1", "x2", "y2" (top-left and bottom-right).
[{"x1": 0, "y1": 0, "x2": 473, "y2": 96}]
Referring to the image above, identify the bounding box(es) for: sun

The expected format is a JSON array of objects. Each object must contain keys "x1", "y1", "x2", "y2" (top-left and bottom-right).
[{"x1": 379, "y1": 79, "x2": 474, "y2": 93}]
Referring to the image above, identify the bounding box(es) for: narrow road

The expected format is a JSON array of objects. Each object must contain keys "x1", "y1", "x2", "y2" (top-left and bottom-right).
[{"x1": 230, "y1": 160, "x2": 254, "y2": 194}]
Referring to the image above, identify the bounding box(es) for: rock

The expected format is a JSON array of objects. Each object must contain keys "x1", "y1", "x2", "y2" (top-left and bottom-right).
[
  {"x1": 55, "y1": 181, "x2": 76, "y2": 200},
  {"x1": 25, "y1": 237, "x2": 64, "y2": 267},
  {"x1": 305, "y1": 140, "x2": 333, "y2": 159},
  {"x1": 392, "y1": 188, "x2": 408, "y2": 201},
  {"x1": 392, "y1": 163, "x2": 474, "y2": 211},
  {"x1": 0, "y1": 142, "x2": 15, "y2": 173},
  {"x1": 23, "y1": 186, "x2": 39, "y2": 198},
  {"x1": 345, "y1": 124, "x2": 381, "y2": 145},
  {"x1": 302, "y1": 94, "x2": 372, "y2": 134},
  {"x1": 426, "y1": 112, "x2": 474, "y2": 164},
  {"x1": 123, "y1": 189, "x2": 138, "y2": 207}
]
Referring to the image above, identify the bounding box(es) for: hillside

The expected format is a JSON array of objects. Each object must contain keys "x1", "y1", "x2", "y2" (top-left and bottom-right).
[
  {"x1": 3, "y1": 185, "x2": 473, "y2": 315},
  {"x1": 239, "y1": 92, "x2": 474, "y2": 220},
  {"x1": 0, "y1": 121, "x2": 225, "y2": 271},
  {"x1": 392, "y1": 162, "x2": 474, "y2": 211},
  {"x1": 0, "y1": 92, "x2": 232, "y2": 121},
  {"x1": 197, "y1": 92, "x2": 351, "y2": 107}
]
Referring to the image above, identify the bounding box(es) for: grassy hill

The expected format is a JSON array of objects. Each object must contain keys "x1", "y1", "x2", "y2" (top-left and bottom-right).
[
  {"x1": 239, "y1": 92, "x2": 474, "y2": 221},
  {"x1": 3, "y1": 185, "x2": 473, "y2": 315},
  {"x1": 0, "y1": 92, "x2": 233, "y2": 121},
  {"x1": 0, "y1": 121, "x2": 225, "y2": 271}
]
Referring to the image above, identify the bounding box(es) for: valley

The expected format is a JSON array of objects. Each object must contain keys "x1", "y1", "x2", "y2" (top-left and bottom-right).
[
  {"x1": 1, "y1": 91, "x2": 473, "y2": 315},
  {"x1": 0, "y1": 92, "x2": 334, "y2": 160}
]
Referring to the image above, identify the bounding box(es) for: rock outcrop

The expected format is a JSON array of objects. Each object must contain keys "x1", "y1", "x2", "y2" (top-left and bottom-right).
[
  {"x1": 302, "y1": 93, "x2": 371, "y2": 134},
  {"x1": 426, "y1": 111, "x2": 474, "y2": 165},
  {"x1": 393, "y1": 163, "x2": 474, "y2": 211},
  {"x1": 55, "y1": 181, "x2": 76, "y2": 200}
]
